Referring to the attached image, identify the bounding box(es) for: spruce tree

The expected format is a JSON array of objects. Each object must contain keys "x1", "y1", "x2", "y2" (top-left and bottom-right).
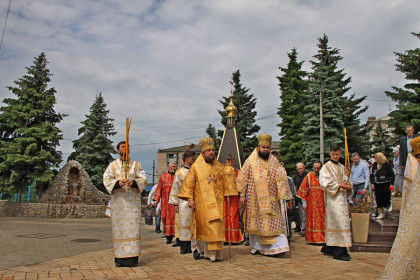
[
  {"x1": 371, "y1": 123, "x2": 392, "y2": 158},
  {"x1": 302, "y1": 34, "x2": 347, "y2": 164},
  {"x1": 277, "y1": 48, "x2": 309, "y2": 175},
  {"x1": 69, "y1": 93, "x2": 116, "y2": 191},
  {"x1": 0, "y1": 52, "x2": 66, "y2": 195},
  {"x1": 217, "y1": 70, "x2": 260, "y2": 157},
  {"x1": 385, "y1": 32, "x2": 420, "y2": 136}
]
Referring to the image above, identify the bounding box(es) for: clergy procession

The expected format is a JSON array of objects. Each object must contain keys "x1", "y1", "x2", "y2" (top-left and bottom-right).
[{"x1": 100, "y1": 94, "x2": 419, "y2": 280}]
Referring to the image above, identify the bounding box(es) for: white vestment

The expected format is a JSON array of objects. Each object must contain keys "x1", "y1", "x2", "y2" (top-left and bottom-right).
[
  {"x1": 103, "y1": 159, "x2": 147, "y2": 258},
  {"x1": 319, "y1": 160, "x2": 353, "y2": 247},
  {"x1": 168, "y1": 166, "x2": 192, "y2": 241}
]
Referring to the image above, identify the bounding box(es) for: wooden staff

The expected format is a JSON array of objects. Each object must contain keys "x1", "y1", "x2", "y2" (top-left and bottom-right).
[
  {"x1": 344, "y1": 128, "x2": 351, "y2": 180},
  {"x1": 227, "y1": 196, "x2": 232, "y2": 263},
  {"x1": 123, "y1": 117, "x2": 132, "y2": 180}
]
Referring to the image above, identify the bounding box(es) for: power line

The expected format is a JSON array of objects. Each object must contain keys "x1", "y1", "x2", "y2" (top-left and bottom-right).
[
  {"x1": 365, "y1": 98, "x2": 396, "y2": 102},
  {"x1": 0, "y1": 0, "x2": 11, "y2": 53}
]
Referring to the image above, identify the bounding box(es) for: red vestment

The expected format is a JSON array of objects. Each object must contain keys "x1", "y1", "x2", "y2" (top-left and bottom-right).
[
  {"x1": 154, "y1": 172, "x2": 176, "y2": 236},
  {"x1": 296, "y1": 171, "x2": 325, "y2": 244},
  {"x1": 224, "y1": 169, "x2": 243, "y2": 242}
]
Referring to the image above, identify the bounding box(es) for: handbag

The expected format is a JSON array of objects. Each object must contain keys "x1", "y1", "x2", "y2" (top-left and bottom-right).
[{"x1": 144, "y1": 207, "x2": 153, "y2": 225}]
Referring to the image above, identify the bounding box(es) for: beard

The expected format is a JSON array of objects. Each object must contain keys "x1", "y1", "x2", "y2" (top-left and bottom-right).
[
  {"x1": 258, "y1": 150, "x2": 270, "y2": 160},
  {"x1": 204, "y1": 155, "x2": 215, "y2": 163}
]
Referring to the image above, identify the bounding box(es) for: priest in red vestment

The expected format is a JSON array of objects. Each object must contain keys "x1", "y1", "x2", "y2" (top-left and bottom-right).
[
  {"x1": 153, "y1": 162, "x2": 177, "y2": 244},
  {"x1": 224, "y1": 154, "x2": 243, "y2": 243},
  {"x1": 296, "y1": 160, "x2": 325, "y2": 244}
]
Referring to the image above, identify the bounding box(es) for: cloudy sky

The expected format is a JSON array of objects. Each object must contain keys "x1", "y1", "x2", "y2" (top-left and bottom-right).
[{"x1": 0, "y1": 0, "x2": 419, "y2": 182}]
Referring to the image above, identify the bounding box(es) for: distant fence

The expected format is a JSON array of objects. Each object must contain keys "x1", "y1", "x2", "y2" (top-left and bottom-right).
[{"x1": 0, "y1": 185, "x2": 39, "y2": 203}]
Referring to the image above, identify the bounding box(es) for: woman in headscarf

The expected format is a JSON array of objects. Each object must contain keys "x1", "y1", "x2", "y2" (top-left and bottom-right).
[{"x1": 370, "y1": 152, "x2": 395, "y2": 220}]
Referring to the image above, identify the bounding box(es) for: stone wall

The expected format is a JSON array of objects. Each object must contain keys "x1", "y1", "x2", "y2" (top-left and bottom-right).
[
  {"x1": 38, "y1": 160, "x2": 109, "y2": 205},
  {"x1": 0, "y1": 201, "x2": 107, "y2": 218}
]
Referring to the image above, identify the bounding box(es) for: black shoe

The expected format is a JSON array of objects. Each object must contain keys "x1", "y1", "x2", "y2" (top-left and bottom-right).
[
  {"x1": 334, "y1": 254, "x2": 351, "y2": 261},
  {"x1": 321, "y1": 245, "x2": 333, "y2": 256},
  {"x1": 166, "y1": 239, "x2": 172, "y2": 244},
  {"x1": 172, "y1": 239, "x2": 180, "y2": 247},
  {"x1": 293, "y1": 227, "x2": 301, "y2": 232},
  {"x1": 193, "y1": 250, "x2": 201, "y2": 260},
  {"x1": 155, "y1": 229, "x2": 162, "y2": 233},
  {"x1": 251, "y1": 250, "x2": 261, "y2": 255},
  {"x1": 115, "y1": 262, "x2": 122, "y2": 267},
  {"x1": 298, "y1": 231, "x2": 306, "y2": 237}
]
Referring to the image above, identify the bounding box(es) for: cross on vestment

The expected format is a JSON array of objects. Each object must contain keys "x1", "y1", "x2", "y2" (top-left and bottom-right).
[{"x1": 208, "y1": 174, "x2": 217, "y2": 184}]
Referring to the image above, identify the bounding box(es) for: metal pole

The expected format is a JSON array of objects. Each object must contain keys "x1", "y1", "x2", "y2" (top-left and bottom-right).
[
  {"x1": 152, "y1": 160, "x2": 155, "y2": 185},
  {"x1": 320, "y1": 90, "x2": 324, "y2": 164},
  {"x1": 28, "y1": 181, "x2": 31, "y2": 203}
]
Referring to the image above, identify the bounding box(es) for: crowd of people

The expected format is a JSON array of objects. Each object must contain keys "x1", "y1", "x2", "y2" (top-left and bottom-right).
[{"x1": 101, "y1": 125, "x2": 419, "y2": 279}]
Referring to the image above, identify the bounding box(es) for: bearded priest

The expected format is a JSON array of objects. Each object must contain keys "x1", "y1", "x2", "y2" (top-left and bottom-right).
[
  {"x1": 237, "y1": 133, "x2": 293, "y2": 257},
  {"x1": 178, "y1": 137, "x2": 238, "y2": 262}
]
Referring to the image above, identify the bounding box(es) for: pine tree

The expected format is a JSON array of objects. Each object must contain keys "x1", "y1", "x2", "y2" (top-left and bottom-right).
[
  {"x1": 302, "y1": 34, "x2": 348, "y2": 164},
  {"x1": 0, "y1": 52, "x2": 66, "y2": 195},
  {"x1": 205, "y1": 123, "x2": 220, "y2": 153},
  {"x1": 385, "y1": 32, "x2": 420, "y2": 136},
  {"x1": 371, "y1": 123, "x2": 392, "y2": 158},
  {"x1": 217, "y1": 70, "x2": 260, "y2": 157},
  {"x1": 69, "y1": 93, "x2": 116, "y2": 191},
  {"x1": 277, "y1": 48, "x2": 309, "y2": 175}
]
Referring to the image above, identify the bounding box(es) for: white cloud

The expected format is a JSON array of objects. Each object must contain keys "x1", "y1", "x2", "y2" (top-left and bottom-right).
[{"x1": 1, "y1": 0, "x2": 419, "y2": 181}]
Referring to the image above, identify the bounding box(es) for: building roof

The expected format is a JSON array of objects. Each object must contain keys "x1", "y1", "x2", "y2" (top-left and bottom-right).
[{"x1": 158, "y1": 144, "x2": 201, "y2": 153}]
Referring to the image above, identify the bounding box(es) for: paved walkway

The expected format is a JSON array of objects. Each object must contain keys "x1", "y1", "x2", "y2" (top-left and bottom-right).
[{"x1": 0, "y1": 217, "x2": 389, "y2": 279}]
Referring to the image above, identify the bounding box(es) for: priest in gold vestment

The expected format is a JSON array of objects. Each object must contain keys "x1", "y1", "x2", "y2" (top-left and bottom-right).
[
  {"x1": 237, "y1": 134, "x2": 293, "y2": 257},
  {"x1": 178, "y1": 137, "x2": 238, "y2": 262},
  {"x1": 319, "y1": 143, "x2": 353, "y2": 261},
  {"x1": 382, "y1": 136, "x2": 420, "y2": 280},
  {"x1": 103, "y1": 141, "x2": 147, "y2": 267}
]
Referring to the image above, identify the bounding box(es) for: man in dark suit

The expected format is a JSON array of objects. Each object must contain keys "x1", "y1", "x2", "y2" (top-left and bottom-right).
[{"x1": 399, "y1": 125, "x2": 419, "y2": 172}]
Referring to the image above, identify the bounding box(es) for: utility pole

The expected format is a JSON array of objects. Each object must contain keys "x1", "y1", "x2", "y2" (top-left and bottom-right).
[
  {"x1": 152, "y1": 160, "x2": 156, "y2": 185},
  {"x1": 320, "y1": 90, "x2": 324, "y2": 164}
]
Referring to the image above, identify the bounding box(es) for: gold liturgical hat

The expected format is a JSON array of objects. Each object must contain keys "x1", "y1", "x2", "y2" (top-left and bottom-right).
[
  {"x1": 199, "y1": 137, "x2": 215, "y2": 152},
  {"x1": 410, "y1": 136, "x2": 420, "y2": 155},
  {"x1": 258, "y1": 133, "x2": 272, "y2": 146}
]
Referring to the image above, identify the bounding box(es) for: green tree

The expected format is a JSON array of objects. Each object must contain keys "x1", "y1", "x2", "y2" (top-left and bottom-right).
[
  {"x1": 277, "y1": 48, "x2": 309, "y2": 175},
  {"x1": 371, "y1": 123, "x2": 392, "y2": 158},
  {"x1": 0, "y1": 52, "x2": 66, "y2": 195},
  {"x1": 302, "y1": 34, "x2": 348, "y2": 165},
  {"x1": 342, "y1": 94, "x2": 371, "y2": 159},
  {"x1": 218, "y1": 70, "x2": 260, "y2": 157},
  {"x1": 385, "y1": 32, "x2": 420, "y2": 136},
  {"x1": 69, "y1": 93, "x2": 116, "y2": 191},
  {"x1": 205, "y1": 123, "x2": 220, "y2": 153}
]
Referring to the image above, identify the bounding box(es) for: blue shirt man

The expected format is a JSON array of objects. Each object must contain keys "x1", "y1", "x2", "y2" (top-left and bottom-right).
[{"x1": 349, "y1": 153, "x2": 370, "y2": 205}]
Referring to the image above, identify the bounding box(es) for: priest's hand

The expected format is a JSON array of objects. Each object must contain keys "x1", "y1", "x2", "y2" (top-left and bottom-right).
[
  {"x1": 339, "y1": 182, "x2": 352, "y2": 191},
  {"x1": 188, "y1": 200, "x2": 195, "y2": 209},
  {"x1": 302, "y1": 206, "x2": 307, "y2": 212},
  {"x1": 287, "y1": 200, "x2": 293, "y2": 209},
  {"x1": 126, "y1": 180, "x2": 133, "y2": 187},
  {"x1": 175, "y1": 206, "x2": 179, "y2": 213},
  {"x1": 153, "y1": 200, "x2": 158, "y2": 207},
  {"x1": 119, "y1": 180, "x2": 126, "y2": 187}
]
